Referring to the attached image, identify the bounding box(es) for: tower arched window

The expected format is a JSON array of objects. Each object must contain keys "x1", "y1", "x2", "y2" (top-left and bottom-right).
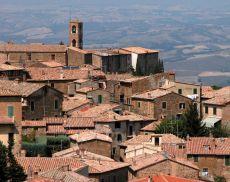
[
  {"x1": 72, "y1": 39, "x2": 76, "y2": 47},
  {"x1": 72, "y1": 25, "x2": 76, "y2": 34}
]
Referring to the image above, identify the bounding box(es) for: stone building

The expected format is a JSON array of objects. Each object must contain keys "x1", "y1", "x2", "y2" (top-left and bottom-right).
[
  {"x1": 0, "y1": 43, "x2": 67, "y2": 65},
  {"x1": 126, "y1": 153, "x2": 199, "y2": 181},
  {"x1": 186, "y1": 137, "x2": 230, "y2": 181},
  {"x1": 106, "y1": 72, "x2": 175, "y2": 109},
  {"x1": 131, "y1": 89, "x2": 192, "y2": 120},
  {"x1": 69, "y1": 131, "x2": 112, "y2": 157},
  {"x1": 0, "y1": 80, "x2": 64, "y2": 120},
  {"x1": 69, "y1": 20, "x2": 83, "y2": 49},
  {"x1": 0, "y1": 87, "x2": 22, "y2": 155},
  {"x1": 26, "y1": 67, "x2": 105, "y2": 95},
  {"x1": 67, "y1": 47, "x2": 91, "y2": 66},
  {"x1": 94, "y1": 110, "x2": 154, "y2": 160},
  {"x1": 161, "y1": 81, "x2": 201, "y2": 115},
  {"x1": 121, "y1": 47, "x2": 159, "y2": 76},
  {"x1": 0, "y1": 63, "x2": 26, "y2": 80}
]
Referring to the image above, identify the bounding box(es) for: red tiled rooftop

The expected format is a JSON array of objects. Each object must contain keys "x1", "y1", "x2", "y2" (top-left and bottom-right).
[
  {"x1": 0, "y1": 63, "x2": 24, "y2": 71},
  {"x1": 122, "y1": 47, "x2": 159, "y2": 54},
  {"x1": 46, "y1": 125, "x2": 66, "y2": 135},
  {"x1": 26, "y1": 176, "x2": 61, "y2": 182},
  {"x1": 203, "y1": 95, "x2": 230, "y2": 106},
  {"x1": 17, "y1": 157, "x2": 87, "y2": 173},
  {"x1": 132, "y1": 89, "x2": 172, "y2": 100},
  {"x1": 186, "y1": 137, "x2": 230, "y2": 155},
  {"x1": 62, "y1": 97, "x2": 90, "y2": 112},
  {"x1": 22, "y1": 120, "x2": 46, "y2": 127},
  {"x1": 130, "y1": 175, "x2": 201, "y2": 182}
]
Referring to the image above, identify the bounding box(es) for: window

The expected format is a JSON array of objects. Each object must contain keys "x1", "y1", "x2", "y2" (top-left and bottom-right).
[
  {"x1": 8, "y1": 106, "x2": 14, "y2": 118},
  {"x1": 113, "y1": 176, "x2": 116, "y2": 182},
  {"x1": 98, "y1": 95, "x2": 103, "y2": 104},
  {"x1": 176, "y1": 114, "x2": 182, "y2": 120},
  {"x1": 120, "y1": 94, "x2": 124, "y2": 104},
  {"x1": 112, "y1": 147, "x2": 116, "y2": 155},
  {"x1": 129, "y1": 125, "x2": 133, "y2": 136},
  {"x1": 225, "y1": 156, "x2": 230, "y2": 166},
  {"x1": 127, "y1": 98, "x2": 131, "y2": 105},
  {"x1": 51, "y1": 83, "x2": 54, "y2": 88},
  {"x1": 213, "y1": 107, "x2": 217, "y2": 115},
  {"x1": 30, "y1": 101, "x2": 35, "y2": 112},
  {"x1": 178, "y1": 89, "x2": 182, "y2": 95},
  {"x1": 100, "y1": 179, "x2": 104, "y2": 182},
  {"x1": 27, "y1": 53, "x2": 31, "y2": 60},
  {"x1": 54, "y1": 99, "x2": 59, "y2": 110},
  {"x1": 205, "y1": 106, "x2": 208, "y2": 114},
  {"x1": 72, "y1": 39, "x2": 76, "y2": 47},
  {"x1": 137, "y1": 102, "x2": 141, "y2": 108},
  {"x1": 155, "y1": 137, "x2": 160, "y2": 146},
  {"x1": 115, "y1": 122, "x2": 121, "y2": 129},
  {"x1": 51, "y1": 54, "x2": 55, "y2": 60},
  {"x1": 8, "y1": 133, "x2": 14, "y2": 144},
  {"x1": 179, "y1": 103, "x2": 185, "y2": 109},
  {"x1": 117, "y1": 134, "x2": 122, "y2": 142},
  {"x1": 162, "y1": 102, "x2": 167, "y2": 109},
  {"x1": 193, "y1": 155, "x2": 199, "y2": 162},
  {"x1": 72, "y1": 25, "x2": 76, "y2": 34},
  {"x1": 202, "y1": 168, "x2": 208, "y2": 176},
  {"x1": 193, "y1": 88, "x2": 198, "y2": 94}
]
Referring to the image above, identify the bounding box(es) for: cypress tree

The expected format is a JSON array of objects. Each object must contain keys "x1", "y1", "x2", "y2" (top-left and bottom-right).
[
  {"x1": 0, "y1": 142, "x2": 9, "y2": 182},
  {"x1": 183, "y1": 104, "x2": 209, "y2": 137},
  {"x1": 8, "y1": 139, "x2": 27, "y2": 182}
]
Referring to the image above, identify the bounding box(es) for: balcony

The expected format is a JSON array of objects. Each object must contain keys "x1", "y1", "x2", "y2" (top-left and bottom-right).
[{"x1": 0, "y1": 116, "x2": 15, "y2": 125}]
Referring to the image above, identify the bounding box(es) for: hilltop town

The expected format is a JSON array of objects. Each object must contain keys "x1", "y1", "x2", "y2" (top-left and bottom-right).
[{"x1": 0, "y1": 20, "x2": 230, "y2": 182}]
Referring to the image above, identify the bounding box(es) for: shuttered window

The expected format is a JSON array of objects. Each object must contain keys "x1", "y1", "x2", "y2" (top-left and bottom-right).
[{"x1": 8, "y1": 106, "x2": 14, "y2": 118}]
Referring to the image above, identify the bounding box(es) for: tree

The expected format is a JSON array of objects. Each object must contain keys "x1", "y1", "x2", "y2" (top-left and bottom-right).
[
  {"x1": 155, "y1": 119, "x2": 187, "y2": 138},
  {"x1": 0, "y1": 142, "x2": 9, "y2": 182},
  {"x1": 211, "y1": 125, "x2": 230, "y2": 138},
  {"x1": 8, "y1": 139, "x2": 27, "y2": 181},
  {"x1": 59, "y1": 41, "x2": 64, "y2": 45},
  {"x1": 214, "y1": 176, "x2": 227, "y2": 182},
  {"x1": 183, "y1": 104, "x2": 209, "y2": 137}
]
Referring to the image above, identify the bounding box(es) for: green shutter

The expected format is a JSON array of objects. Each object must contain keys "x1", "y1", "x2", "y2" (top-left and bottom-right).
[
  {"x1": 225, "y1": 156, "x2": 230, "y2": 166},
  {"x1": 8, "y1": 106, "x2": 14, "y2": 118},
  {"x1": 98, "y1": 95, "x2": 102, "y2": 104}
]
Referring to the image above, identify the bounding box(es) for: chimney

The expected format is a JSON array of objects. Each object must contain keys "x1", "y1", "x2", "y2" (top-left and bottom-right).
[
  {"x1": 62, "y1": 165, "x2": 70, "y2": 172},
  {"x1": 60, "y1": 70, "x2": 64, "y2": 79},
  {"x1": 186, "y1": 134, "x2": 190, "y2": 141}
]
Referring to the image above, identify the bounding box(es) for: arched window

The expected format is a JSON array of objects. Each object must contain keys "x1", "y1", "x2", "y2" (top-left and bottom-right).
[
  {"x1": 72, "y1": 39, "x2": 76, "y2": 47},
  {"x1": 72, "y1": 25, "x2": 76, "y2": 34},
  {"x1": 117, "y1": 134, "x2": 122, "y2": 142}
]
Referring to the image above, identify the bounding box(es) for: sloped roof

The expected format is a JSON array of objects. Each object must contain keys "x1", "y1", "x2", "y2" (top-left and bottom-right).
[
  {"x1": 122, "y1": 47, "x2": 159, "y2": 54},
  {"x1": 0, "y1": 43, "x2": 67, "y2": 53},
  {"x1": 0, "y1": 63, "x2": 24, "y2": 71},
  {"x1": 62, "y1": 98, "x2": 90, "y2": 112},
  {"x1": 0, "y1": 80, "x2": 45, "y2": 97},
  {"x1": 17, "y1": 157, "x2": 87, "y2": 173},
  {"x1": 0, "y1": 87, "x2": 21, "y2": 96},
  {"x1": 186, "y1": 137, "x2": 230, "y2": 155},
  {"x1": 203, "y1": 95, "x2": 230, "y2": 106},
  {"x1": 69, "y1": 131, "x2": 112, "y2": 143},
  {"x1": 132, "y1": 89, "x2": 172, "y2": 100}
]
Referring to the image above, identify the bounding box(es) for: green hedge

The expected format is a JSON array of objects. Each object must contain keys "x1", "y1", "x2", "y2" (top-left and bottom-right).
[
  {"x1": 47, "y1": 136, "x2": 70, "y2": 154},
  {"x1": 22, "y1": 142, "x2": 47, "y2": 157}
]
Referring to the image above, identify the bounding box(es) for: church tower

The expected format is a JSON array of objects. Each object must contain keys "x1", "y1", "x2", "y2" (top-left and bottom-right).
[{"x1": 69, "y1": 20, "x2": 83, "y2": 49}]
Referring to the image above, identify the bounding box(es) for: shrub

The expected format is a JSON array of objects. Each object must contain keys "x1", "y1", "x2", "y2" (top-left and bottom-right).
[{"x1": 22, "y1": 142, "x2": 47, "y2": 157}]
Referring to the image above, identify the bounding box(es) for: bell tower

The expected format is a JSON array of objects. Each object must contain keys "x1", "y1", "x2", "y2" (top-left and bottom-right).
[{"x1": 69, "y1": 20, "x2": 83, "y2": 49}]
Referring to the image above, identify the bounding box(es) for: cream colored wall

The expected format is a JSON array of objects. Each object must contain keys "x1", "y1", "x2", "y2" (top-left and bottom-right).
[{"x1": 203, "y1": 104, "x2": 223, "y2": 118}]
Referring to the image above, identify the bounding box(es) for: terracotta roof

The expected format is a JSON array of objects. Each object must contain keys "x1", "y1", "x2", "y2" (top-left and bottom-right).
[
  {"x1": 46, "y1": 125, "x2": 66, "y2": 135},
  {"x1": 202, "y1": 86, "x2": 230, "y2": 99},
  {"x1": 69, "y1": 131, "x2": 112, "y2": 143},
  {"x1": 76, "y1": 87, "x2": 97, "y2": 94},
  {"x1": 26, "y1": 176, "x2": 61, "y2": 182},
  {"x1": 130, "y1": 175, "x2": 201, "y2": 182},
  {"x1": 0, "y1": 80, "x2": 45, "y2": 97},
  {"x1": 140, "y1": 120, "x2": 162, "y2": 131},
  {"x1": 162, "y1": 143, "x2": 187, "y2": 158},
  {"x1": 39, "y1": 61, "x2": 64, "y2": 68},
  {"x1": 68, "y1": 47, "x2": 89, "y2": 54},
  {"x1": 122, "y1": 47, "x2": 159, "y2": 54},
  {"x1": 72, "y1": 104, "x2": 120, "y2": 117},
  {"x1": 79, "y1": 159, "x2": 129, "y2": 174},
  {"x1": 0, "y1": 63, "x2": 24, "y2": 71},
  {"x1": 40, "y1": 168, "x2": 90, "y2": 182},
  {"x1": 126, "y1": 153, "x2": 198, "y2": 172},
  {"x1": 203, "y1": 95, "x2": 230, "y2": 106},
  {"x1": 62, "y1": 97, "x2": 90, "y2": 112},
  {"x1": 88, "y1": 48, "x2": 131, "y2": 56},
  {"x1": 45, "y1": 117, "x2": 65, "y2": 125},
  {"x1": 122, "y1": 134, "x2": 185, "y2": 146},
  {"x1": 0, "y1": 87, "x2": 21, "y2": 96},
  {"x1": 120, "y1": 76, "x2": 150, "y2": 83},
  {"x1": 53, "y1": 146, "x2": 113, "y2": 161},
  {"x1": 65, "y1": 129, "x2": 93, "y2": 135},
  {"x1": 186, "y1": 137, "x2": 230, "y2": 155},
  {"x1": 132, "y1": 89, "x2": 172, "y2": 100},
  {"x1": 17, "y1": 157, "x2": 87, "y2": 173},
  {"x1": 64, "y1": 117, "x2": 95, "y2": 128},
  {"x1": 22, "y1": 120, "x2": 46, "y2": 127},
  {"x1": 0, "y1": 43, "x2": 66, "y2": 53},
  {"x1": 26, "y1": 67, "x2": 105, "y2": 81}
]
